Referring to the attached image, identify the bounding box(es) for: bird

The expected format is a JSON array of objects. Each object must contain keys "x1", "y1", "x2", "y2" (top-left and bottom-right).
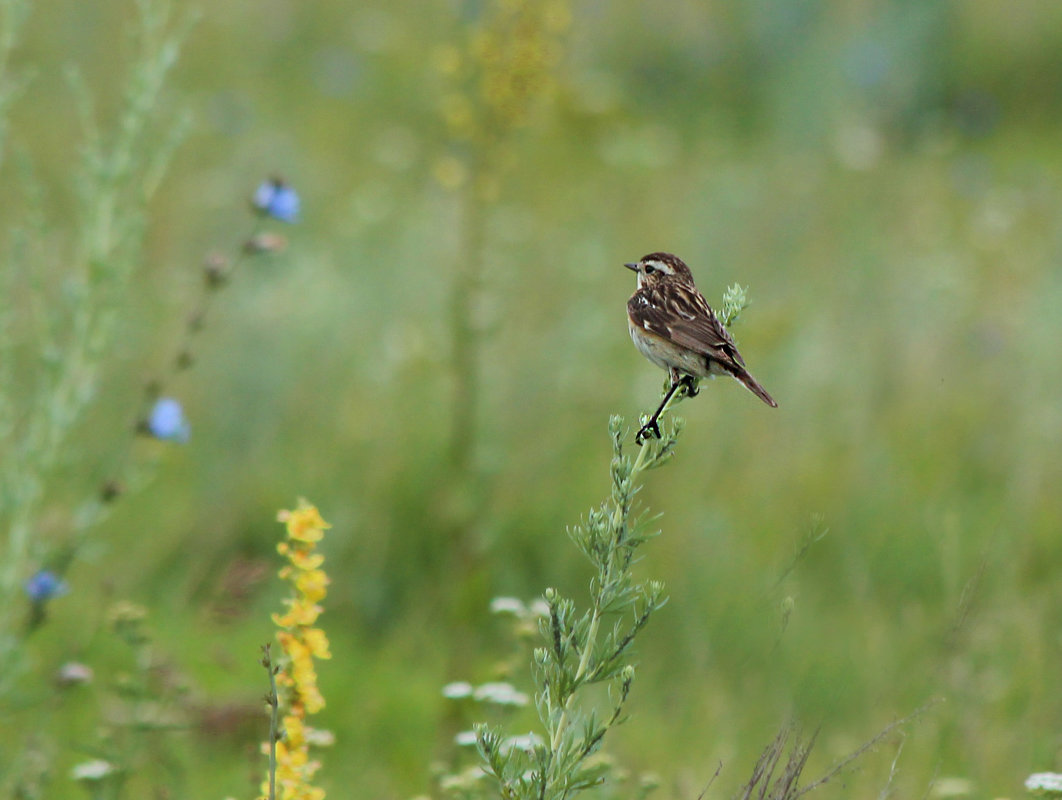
[{"x1": 625, "y1": 251, "x2": 777, "y2": 443}]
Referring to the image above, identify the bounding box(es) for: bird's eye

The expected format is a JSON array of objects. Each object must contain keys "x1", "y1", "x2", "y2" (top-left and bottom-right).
[{"x1": 644, "y1": 265, "x2": 655, "y2": 275}]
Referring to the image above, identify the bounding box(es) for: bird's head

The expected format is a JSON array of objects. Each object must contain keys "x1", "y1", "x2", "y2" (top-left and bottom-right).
[{"x1": 624, "y1": 252, "x2": 695, "y2": 290}]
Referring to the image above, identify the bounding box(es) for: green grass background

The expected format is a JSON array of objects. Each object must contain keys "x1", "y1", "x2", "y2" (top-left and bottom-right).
[{"x1": 7, "y1": 0, "x2": 1062, "y2": 798}]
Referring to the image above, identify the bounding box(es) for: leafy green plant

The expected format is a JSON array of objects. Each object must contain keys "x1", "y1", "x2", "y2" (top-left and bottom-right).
[
  {"x1": 0, "y1": 0, "x2": 193, "y2": 694},
  {"x1": 473, "y1": 415, "x2": 675, "y2": 800}
]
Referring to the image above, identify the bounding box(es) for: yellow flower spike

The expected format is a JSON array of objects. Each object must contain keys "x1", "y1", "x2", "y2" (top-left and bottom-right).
[{"x1": 265, "y1": 502, "x2": 332, "y2": 800}]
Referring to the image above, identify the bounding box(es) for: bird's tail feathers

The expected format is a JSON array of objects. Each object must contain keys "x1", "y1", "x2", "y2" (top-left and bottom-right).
[{"x1": 733, "y1": 369, "x2": 778, "y2": 408}]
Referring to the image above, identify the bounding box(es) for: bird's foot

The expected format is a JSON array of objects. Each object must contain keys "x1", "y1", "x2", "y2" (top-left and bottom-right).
[
  {"x1": 679, "y1": 376, "x2": 700, "y2": 398},
  {"x1": 635, "y1": 419, "x2": 662, "y2": 445}
]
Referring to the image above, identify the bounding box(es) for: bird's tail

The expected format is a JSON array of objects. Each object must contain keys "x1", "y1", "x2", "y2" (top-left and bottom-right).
[{"x1": 733, "y1": 368, "x2": 778, "y2": 408}]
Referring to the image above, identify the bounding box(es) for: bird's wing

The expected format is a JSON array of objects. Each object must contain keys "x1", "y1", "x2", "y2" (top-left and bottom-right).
[{"x1": 629, "y1": 288, "x2": 746, "y2": 368}]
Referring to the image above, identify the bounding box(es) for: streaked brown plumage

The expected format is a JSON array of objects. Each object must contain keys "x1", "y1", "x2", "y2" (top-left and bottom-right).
[{"x1": 625, "y1": 252, "x2": 776, "y2": 440}]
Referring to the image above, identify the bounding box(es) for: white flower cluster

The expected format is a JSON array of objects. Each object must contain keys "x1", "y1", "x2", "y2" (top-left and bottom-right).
[
  {"x1": 71, "y1": 760, "x2": 116, "y2": 782},
  {"x1": 441, "y1": 680, "x2": 529, "y2": 707},
  {"x1": 489, "y1": 595, "x2": 549, "y2": 619},
  {"x1": 453, "y1": 730, "x2": 543, "y2": 753},
  {"x1": 1026, "y1": 772, "x2": 1062, "y2": 796}
]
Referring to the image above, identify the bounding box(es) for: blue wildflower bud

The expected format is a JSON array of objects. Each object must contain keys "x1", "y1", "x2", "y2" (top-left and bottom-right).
[
  {"x1": 147, "y1": 397, "x2": 191, "y2": 442},
  {"x1": 252, "y1": 177, "x2": 300, "y2": 222},
  {"x1": 25, "y1": 569, "x2": 68, "y2": 602}
]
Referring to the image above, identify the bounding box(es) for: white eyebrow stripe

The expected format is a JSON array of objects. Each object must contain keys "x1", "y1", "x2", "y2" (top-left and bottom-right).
[{"x1": 646, "y1": 260, "x2": 673, "y2": 275}]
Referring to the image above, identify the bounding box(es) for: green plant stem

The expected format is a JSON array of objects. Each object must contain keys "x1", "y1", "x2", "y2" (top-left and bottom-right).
[
  {"x1": 547, "y1": 389, "x2": 678, "y2": 754},
  {"x1": 0, "y1": 0, "x2": 190, "y2": 619},
  {"x1": 450, "y1": 171, "x2": 487, "y2": 474}
]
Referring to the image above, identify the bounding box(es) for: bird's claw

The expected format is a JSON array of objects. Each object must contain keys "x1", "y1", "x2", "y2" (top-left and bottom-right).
[
  {"x1": 635, "y1": 420, "x2": 662, "y2": 445},
  {"x1": 680, "y1": 376, "x2": 699, "y2": 398}
]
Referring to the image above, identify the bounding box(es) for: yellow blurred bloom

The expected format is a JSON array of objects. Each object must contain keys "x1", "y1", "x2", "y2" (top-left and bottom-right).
[
  {"x1": 296, "y1": 568, "x2": 328, "y2": 599},
  {"x1": 303, "y1": 628, "x2": 331, "y2": 659},
  {"x1": 284, "y1": 715, "x2": 305, "y2": 747},
  {"x1": 266, "y1": 501, "x2": 333, "y2": 800},
  {"x1": 278, "y1": 502, "x2": 330, "y2": 542},
  {"x1": 433, "y1": 155, "x2": 469, "y2": 190},
  {"x1": 440, "y1": 0, "x2": 569, "y2": 142},
  {"x1": 293, "y1": 660, "x2": 317, "y2": 694},
  {"x1": 301, "y1": 686, "x2": 326, "y2": 716},
  {"x1": 289, "y1": 550, "x2": 324, "y2": 570},
  {"x1": 272, "y1": 601, "x2": 322, "y2": 628}
]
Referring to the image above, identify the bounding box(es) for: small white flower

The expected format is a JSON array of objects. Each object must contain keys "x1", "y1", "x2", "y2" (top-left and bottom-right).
[
  {"x1": 71, "y1": 760, "x2": 116, "y2": 782},
  {"x1": 304, "y1": 727, "x2": 335, "y2": 747},
  {"x1": 489, "y1": 597, "x2": 526, "y2": 616},
  {"x1": 442, "y1": 681, "x2": 474, "y2": 699},
  {"x1": 1026, "y1": 772, "x2": 1062, "y2": 795},
  {"x1": 474, "y1": 682, "x2": 529, "y2": 707},
  {"x1": 454, "y1": 730, "x2": 479, "y2": 747},
  {"x1": 56, "y1": 661, "x2": 94, "y2": 686},
  {"x1": 501, "y1": 733, "x2": 543, "y2": 754},
  {"x1": 529, "y1": 599, "x2": 550, "y2": 618}
]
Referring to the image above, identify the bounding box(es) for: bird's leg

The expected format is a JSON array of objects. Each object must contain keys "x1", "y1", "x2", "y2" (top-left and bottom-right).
[
  {"x1": 679, "y1": 373, "x2": 700, "y2": 398},
  {"x1": 666, "y1": 368, "x2": 699, "y2": 398},
  {"x1": 636, "y1": 377, "x2": 684, "y2": 445}
]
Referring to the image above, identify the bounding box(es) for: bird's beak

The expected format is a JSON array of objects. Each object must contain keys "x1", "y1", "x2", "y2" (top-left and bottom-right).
[{"x1": 624, "y1": 262, "x2": 639, "y2": 272}]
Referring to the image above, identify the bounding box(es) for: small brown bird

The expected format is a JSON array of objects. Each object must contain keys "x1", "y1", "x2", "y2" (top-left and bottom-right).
[{"x1": 626, "y1": 252, "x2": 776, "y2": 442}]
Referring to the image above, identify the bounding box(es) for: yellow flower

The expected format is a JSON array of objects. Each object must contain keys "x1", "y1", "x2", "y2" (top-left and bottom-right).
[
  {"x1": 289, "y1": 550, "x2": 325, "y2": 570},
  {"x1": 284, "y1": 715, "x2": 306, "y2": 748},
  {"x1": 303, "y1": 627, "x2": 331, "y2": 659},
  {"x1": 265, "y1": 501, "x2": 333, "y2": 800},
  {"x1": 272, "y1": 599, "x2": 322, "y2": 628},
  {"x1": 278, "y1": 502, "x2": 330, "y2": 543},
  {"x1": 296, "y1": 569, "x2": 329, "y2": 603},
  {"x1": 301, "y1": 685, "x2": 326, "y2": 716}
]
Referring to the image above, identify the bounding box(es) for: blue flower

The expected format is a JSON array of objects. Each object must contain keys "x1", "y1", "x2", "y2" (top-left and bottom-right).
[
  {"x1": 253, "y1": 178, "x2": 300, "y2": 222},
  {"x1": 147, "y1": 397, "x2": 190, "y2": 442},
  {"x1": 25, "y1": 570, "x2": 68, "y2": 602}
]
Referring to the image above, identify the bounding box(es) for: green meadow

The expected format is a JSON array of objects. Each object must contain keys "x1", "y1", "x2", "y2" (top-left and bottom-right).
[{"x1": 3, "y1": 1, "x2": 1062, "y2": 798}]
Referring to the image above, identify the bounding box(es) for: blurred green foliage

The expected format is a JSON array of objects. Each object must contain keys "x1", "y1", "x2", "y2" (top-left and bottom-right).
[{"x1": 3, "y1": 0, "x2": 1062, "y2": 798}]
